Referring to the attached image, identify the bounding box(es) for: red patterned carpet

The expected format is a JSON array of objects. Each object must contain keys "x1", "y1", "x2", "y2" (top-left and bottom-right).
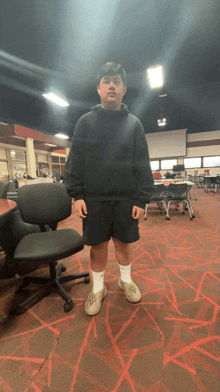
[{"x1": 0, "y1": 187, "x2": 219, "y2": 392}]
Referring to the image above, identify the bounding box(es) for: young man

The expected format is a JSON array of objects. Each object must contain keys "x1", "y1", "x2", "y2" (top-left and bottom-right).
[
  {"x1": 153, "y1": 170, "x2": 162, "y2": 179},
  {"x1": 64, "y1": 62, "x2": 154, "y2": 316}
]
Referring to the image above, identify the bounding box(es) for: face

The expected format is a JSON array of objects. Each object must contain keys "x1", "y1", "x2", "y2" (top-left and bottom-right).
[{"x1": 97, "y1": 75, "x2": 126, "y2": 110}]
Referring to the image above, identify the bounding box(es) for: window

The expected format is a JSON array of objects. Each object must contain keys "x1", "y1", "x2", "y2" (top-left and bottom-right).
[
  {"x1": 52, "y1": 164, "x2": 60, "y2": 177},
  {"x1": 51, "y1": 156, "x2": 59, "y2": 163},
  {"x1": 13, "y1": 162, "x2": 27, "y2": 178},
  {"x1": 10, "y1": 150, "x2": 26, "y2": 161},
  {"x1": 161, "y1": 159, "x2": 177, "y2": 170},
  {"x1": 184, "y1": 157, "x2": 201, "y2": 168},
  {"x1": 60, "y1": 157, "x2": 66, "y2": 164},
  {"x1": 150, "y1": 161, "x2": 159, "y2": 171},
  {"x1": 37, "y1": 154, "x2": 48, "y2": 163},
  {"x1": 203, "y1": 156, "x2": 220, "y2": 167}
]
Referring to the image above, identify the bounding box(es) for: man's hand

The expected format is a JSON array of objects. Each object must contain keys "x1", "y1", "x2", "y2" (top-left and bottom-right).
[
  {"x1": 75, "y1": 199, "x2": 87, "y2": 218},
  {"x1": 132, "y1": 205, "x2": 144, "y2": 220}
]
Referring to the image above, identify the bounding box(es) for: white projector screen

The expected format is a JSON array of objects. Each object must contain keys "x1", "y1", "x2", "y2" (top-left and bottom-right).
[{"x1": 145, "y1": 129, "x2": 187, "y2": 159}]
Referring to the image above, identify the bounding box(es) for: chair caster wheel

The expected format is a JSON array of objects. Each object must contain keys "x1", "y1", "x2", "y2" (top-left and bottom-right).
[
  {"x1": 190, "y1": 217, "x2": 193, "y2": 221},
  {"x1": 62, "y1": 265, "x2": 66, "y2": 272},
  {"x1": 192, "y1": 215, "x2": 195, "y2": 218},
  {"x1": 84, "y1": 276, "x2": 90, "y2": 284},
  {"x1": 64, "y1": 302, "x2": 74, "y2": 313},
  {"x1": 165, "y1": 217, "x2": 170, "y2": 220},
  {"x1": 182, "y1": 212, "x2": 185, "y2": 214}
]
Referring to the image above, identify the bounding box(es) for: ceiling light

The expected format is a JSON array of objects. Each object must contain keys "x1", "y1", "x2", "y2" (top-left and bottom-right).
[
  {"x1": 55, "y1": 133, "x2": 69, "y2": 139},
  {"x1": 43, "y1": 92, "x2": 69, "y2": 107},
  {"x1": 44, "y1": 143, "x2": 57, "y2": 147},
  {"x1": 11, "y1": 136, "x2": 26, "y2": 140},
  {"x1": 157, "y1": 118, "x2": 166, "y2": 127},
  {"x1": 146, "y1": 65, "x2": 164, "y2": 89}
]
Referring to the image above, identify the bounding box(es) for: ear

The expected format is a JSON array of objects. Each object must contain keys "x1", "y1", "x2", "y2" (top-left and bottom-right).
[
  {"x1": 97, "y1": 85, "x2": 100, "y2": 96},
  {"x1": 122, "y1": 86, "x2": 127, "y2": 96}
]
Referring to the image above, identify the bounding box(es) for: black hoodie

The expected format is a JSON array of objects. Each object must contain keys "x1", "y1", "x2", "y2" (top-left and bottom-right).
[{"x1": 64, "y1": 103, "x2": 154, "y2": 209}]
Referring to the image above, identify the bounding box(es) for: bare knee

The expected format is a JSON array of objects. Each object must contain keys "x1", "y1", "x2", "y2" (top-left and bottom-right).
[{"x1": 112, "y1": 237, "x2": 130, "y2": 252}]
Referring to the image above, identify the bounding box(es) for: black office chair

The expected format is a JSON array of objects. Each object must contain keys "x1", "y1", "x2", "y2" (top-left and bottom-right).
[
  {"x1": 144, "y1": 184, "x2": 169, "y2": 220},
  {"x1": 166, "y1": 183, "x2": 194, "y2": 220},
  {"x1": 6, "y1": 182, "x2": 89, "y2": 315},
  {"x1": 0, "y1": 180, "x2": 43, "y2": 261},
  {"x1": 0, "y1": 180, "x2": 16, "y2": 254},
  {"x1": 0, "y1": 180, "x2": 11, "y2": 198}
]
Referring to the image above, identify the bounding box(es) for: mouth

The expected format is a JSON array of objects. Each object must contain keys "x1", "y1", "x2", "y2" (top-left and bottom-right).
[{"x1": 108, "y1": 92, "x2": 116, "y2": 96}]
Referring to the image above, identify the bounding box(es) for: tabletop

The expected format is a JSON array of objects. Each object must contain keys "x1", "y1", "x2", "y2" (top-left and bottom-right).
[
  {"x1": 0, "y1": 199, "x2": 17, "y2": 227},
  {"x1": 154, "y1": 180, "x2": 195, "y2": 186}
]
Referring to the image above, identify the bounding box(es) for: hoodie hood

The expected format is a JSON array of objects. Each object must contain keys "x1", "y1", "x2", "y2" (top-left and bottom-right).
[{"x1": 91, "y1": 103, "x2": 129, "y2": 117}]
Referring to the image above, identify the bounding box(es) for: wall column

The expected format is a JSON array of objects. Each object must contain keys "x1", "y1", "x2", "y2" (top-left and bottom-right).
[
  {"x1": 26, "y1": 138, "x2": 36, "y2": 178},
  {"x1": 65, "y1": 147, "x2": 70, "y2": 159}
]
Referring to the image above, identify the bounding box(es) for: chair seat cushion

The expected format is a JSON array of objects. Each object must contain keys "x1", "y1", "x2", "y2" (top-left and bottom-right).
[{"x1": 14, "y1": 229, "x2": 84, "y2": 262}]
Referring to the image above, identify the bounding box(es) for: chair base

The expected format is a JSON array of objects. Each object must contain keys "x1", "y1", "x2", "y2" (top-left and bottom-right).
[{"x1": 12, "y1": 262, "x2": 90, "y2": 315}]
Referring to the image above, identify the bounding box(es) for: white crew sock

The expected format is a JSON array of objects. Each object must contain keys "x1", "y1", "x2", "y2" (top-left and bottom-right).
[
  {"x1": 119, "y1": 263, "x2": 131, "y2": 283},
  {"x1": 92, "y1": 270, "x2": 105, "y2": 293}
]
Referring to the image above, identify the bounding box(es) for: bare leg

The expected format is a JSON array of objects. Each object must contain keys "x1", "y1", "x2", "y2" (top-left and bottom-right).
[
  {"x1": 112, "y1": 237, "x2": 131, "y2": 266},
  {"x1": 90, "y1": 240, "x2": 109, "y2": 272}
]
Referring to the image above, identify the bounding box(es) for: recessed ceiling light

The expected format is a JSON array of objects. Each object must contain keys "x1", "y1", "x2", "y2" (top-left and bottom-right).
[
  {"x1": 44, "y1": 143, "x2": 57, "y2": 147},
  {"x1": 146, "y1": 65, "x2": 164, "y2": 89},
  {"x1": 43, "y1": 92, "x2": 69, "y2": 107},
  {"x1": 55, "y1": 133, "x2": 69, "y2": 139}
]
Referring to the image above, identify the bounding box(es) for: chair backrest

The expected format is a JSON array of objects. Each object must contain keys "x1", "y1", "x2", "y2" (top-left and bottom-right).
[
  {"x1": 7, "y1": 179, "x2": 19, "y2": 191},
  {"x1": 17, "y1": 183, "x2": 72, "y2": 225},
  {"x1": 167, "y1": 183, "x2": 188, "y2": 198},
  {"x1": 0, "y1": 181, "x2": 11, "y2": 198},
  {"x1": 152, "y1": 184, "x2": 165, "y2": 197}
]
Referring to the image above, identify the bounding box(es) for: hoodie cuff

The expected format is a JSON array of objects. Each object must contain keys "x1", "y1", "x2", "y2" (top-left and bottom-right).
[
  {"x1": 133, "y1": 200, "x2": 148, "y2": 209},
  {"x1": 74, "y1": 194, "x2": 85, "y2": 202}
]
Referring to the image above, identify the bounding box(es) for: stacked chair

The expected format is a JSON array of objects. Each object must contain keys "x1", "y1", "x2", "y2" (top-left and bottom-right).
[
  {"x1": 144, "y1": 183, "x2": 195, "y2": 221},
  {"x1": 166, "y1": 183, "x2": 195, "y2": 220},
  {"x1": 1, "y1": 182, "x2": 89, "y2": 315},
  {"x1": 215, "y1": 175, "x2": 220, "y2": 192},
  {"x1": 144, "y1": 184, "x2": 170, "y2": 220}
]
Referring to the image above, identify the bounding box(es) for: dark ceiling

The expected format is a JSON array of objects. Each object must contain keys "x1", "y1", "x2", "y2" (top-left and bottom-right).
[{"x1": 0, "y1": 0, "x2": 219, "y2": 139}]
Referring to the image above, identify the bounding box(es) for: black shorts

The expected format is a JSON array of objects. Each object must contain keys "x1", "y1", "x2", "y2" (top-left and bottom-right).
[{"x1": 82, "y1": 200, "x2": 140, "y2": 246}]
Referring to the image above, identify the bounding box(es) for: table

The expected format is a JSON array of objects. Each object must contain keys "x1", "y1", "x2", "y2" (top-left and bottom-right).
[
  {"x1": 154, "y1": 180, "x2": 195, "y2": 186},
  {"x1": 203, "y1": 175, "x2": 219, "y2": 193},
  {"x1": 0, "y1": 199, "x2": 17, "y2": 228}
]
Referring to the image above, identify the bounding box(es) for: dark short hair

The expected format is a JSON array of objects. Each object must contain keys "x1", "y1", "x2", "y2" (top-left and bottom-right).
[{"x1": 97, "y1": 62, "x2": 127, "y2": 86}]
